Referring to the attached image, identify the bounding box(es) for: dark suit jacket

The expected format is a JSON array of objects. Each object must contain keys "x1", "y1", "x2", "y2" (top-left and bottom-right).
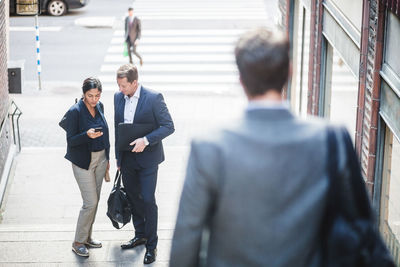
[
  {"x1": 114, "y1": 87, "x2": 174, "y2": 168},
  {"x1": 124, "y1": 16, "x2": 141, "y2": 43},
  {"x1": 64, "y1": 99, "x2": 110, "y2": 170}
]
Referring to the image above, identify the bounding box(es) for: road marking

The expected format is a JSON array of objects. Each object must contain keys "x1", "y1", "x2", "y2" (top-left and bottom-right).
[
  {"x1": 101, "y1": 63, "x2": 237, "y2": 73},
  {"x1": 101, "y1": 83, "x2": 242, "y2": 93},
  {"x1": 111, "y1": 36, "x2": 237, "y2": 45},
  {"x1": 99, "y1": 74, "x2": 238, "y2": 84},
  {"x1": 74, "y1": 17, "x2": 115, "y2": 28},
  {"x1": 104, "y1": 54, "x2": 235, "y2": 63},
  {"x1": 107, "y1": 45, "x2": 234, "y2": 54},
  {"x1": 100, "y1": 0, "x2": 267, "y2": 94},
  {"x1": 10, "y1": 26, "x2": 62, "y2": 32},
  {"x1": 113, "y1": 29, "x2": 248, "y2": 37}
]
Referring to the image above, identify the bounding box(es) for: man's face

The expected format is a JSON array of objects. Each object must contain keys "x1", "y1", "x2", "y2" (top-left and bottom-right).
[
  {"x1": 117, "y1": 77, "x2": 137, "y2": 97},
  {"x1": 128, "y1": 10, "x2": 134, "y2": 17}
]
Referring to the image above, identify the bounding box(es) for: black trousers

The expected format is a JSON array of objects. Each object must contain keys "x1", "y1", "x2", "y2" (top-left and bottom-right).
[{"x1": 121, "y1": 152, "x2": 158, "y2": 250}]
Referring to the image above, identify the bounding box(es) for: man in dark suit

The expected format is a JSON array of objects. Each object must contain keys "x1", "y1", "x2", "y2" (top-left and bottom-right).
[
  {"x1": 125, "y1": 7, "x2": 143, "y2": 66},
  {"x1": 114, "y1": 64, "x2": 174, "y2": 264}
]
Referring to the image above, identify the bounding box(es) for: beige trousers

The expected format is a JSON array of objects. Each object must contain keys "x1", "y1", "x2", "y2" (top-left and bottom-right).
[{"x1": 72, "y1": 150, "x2": 108, "y2": 243}]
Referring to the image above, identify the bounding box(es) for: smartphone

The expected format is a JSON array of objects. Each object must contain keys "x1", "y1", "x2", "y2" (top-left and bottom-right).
[{"x1": 94, "y1": 127, "x2": 103, "y2": 132}]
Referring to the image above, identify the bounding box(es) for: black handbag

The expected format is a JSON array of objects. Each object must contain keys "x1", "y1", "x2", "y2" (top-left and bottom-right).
[
  {"x1": 106, "y1": 171, "x2": 132, "y2": 229},
  {"x1": 322, "y1": 127, "x2": 395, "y2": 267}
]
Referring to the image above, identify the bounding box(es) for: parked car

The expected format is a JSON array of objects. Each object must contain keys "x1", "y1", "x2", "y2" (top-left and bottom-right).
[{"x1": 10, "y1": 0, "x2": 89, "y2": 16}]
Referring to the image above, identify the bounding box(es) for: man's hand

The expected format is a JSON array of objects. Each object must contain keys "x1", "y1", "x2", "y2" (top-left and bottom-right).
[
  {"x1": 87, "y1": 128, "x2": 103, "y2": 139},
  {"x1": 134, "y1": 40, "x2": 139, "y2": 46},
  {"x1": 130, "y1": 138, "x2": 146, "y2": 153}
]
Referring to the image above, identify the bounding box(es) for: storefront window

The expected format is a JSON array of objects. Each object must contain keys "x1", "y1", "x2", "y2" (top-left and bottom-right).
[
  {"x1": 385, "y1": 12, "x2": 400, "y2": 77},
  {"x1": 379, "y1": 125, "x2": 400, "y2": 263},
  {"x1": 387, "y1": 134, "x2": 400, "y2": 237},
  {"x1": 325, "y1": 46, "x2": 359, "y2": 140},
  {"x1": 328, "y1": 0, "x2": 362, "y2": 33},
  {"x1": 293, "y1": 4, "x2": 310, "y2": 117}
]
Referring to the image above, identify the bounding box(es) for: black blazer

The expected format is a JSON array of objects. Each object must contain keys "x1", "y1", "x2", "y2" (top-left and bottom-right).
[
  {"x1": 64, "y1": 99, "x2": 110, "y2": 170},
  {"x1": 114, "y1": 87, "x2": 174, "y2": 168}
]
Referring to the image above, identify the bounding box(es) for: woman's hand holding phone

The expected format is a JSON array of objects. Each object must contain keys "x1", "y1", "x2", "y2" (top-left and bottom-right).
[{"x1": 87, "y1": 128, "x2": 103, "y2": 139}]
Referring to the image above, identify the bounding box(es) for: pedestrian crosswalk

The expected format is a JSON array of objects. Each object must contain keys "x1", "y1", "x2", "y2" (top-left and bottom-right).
[{"x1": 99, "y1": 0, "x2": 273, "y2": 94}]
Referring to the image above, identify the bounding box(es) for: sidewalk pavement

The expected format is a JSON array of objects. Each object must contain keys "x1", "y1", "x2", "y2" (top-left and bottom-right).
[
  {"x1": 0, "y1": 85, "x2": 246, "y2": 266},
  {"x1": 0, "y1": 146, "x2": 187, "y2": 266}
]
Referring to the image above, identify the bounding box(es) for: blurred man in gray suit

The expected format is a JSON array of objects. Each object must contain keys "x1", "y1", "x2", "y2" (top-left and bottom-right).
[
  {"x1": 170, "y1": 28, "x2": 340, "y2": 266},
  {"x1": 125, "y1": 7, "x2": 143, "y2": 66}
]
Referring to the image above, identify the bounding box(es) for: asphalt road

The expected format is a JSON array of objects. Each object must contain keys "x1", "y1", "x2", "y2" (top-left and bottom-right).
[
  {"x1": 9, "y1": 0, "x2": 276, "y2": 148},
  {"x1": 10, "y1": 0, "x2": 132, "y2": 82},
  {"x1": 9, "y1": 0, "x2": 278, "y2": 83}
]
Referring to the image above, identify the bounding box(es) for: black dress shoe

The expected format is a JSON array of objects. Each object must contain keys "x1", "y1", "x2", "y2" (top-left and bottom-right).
[
  {"x1": 144, "y1": 249, "x2": 157, "y2": 264},
  {"x1": 121, "y1": 237, "x2": 147, "y2": 249}
]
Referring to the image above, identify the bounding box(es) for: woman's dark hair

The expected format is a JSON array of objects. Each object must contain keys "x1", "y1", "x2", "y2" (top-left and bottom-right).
[{"x1": 82, "y1": 77, "x2": 102, "y2": 94}]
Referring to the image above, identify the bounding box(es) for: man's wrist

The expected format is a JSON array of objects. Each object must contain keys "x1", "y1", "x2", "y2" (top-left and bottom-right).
[{"x1": 143, "y1": 136, "x2": 149, "y2": 146}]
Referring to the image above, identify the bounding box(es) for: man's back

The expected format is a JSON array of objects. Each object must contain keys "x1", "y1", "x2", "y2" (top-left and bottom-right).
[{"x1": 170, "y1": 108, "x2": 334, "y2": 266}]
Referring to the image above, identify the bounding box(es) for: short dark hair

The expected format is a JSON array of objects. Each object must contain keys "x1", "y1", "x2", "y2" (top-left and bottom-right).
[
  {"x1": 117, "y1": 64, "x2": 138, "y2": 83},
  {"x1": 82, "y1": 77, "x2": 102, "y2": 94},
  {"x1": 128, "y1": 7, "x2": 133, "y2": 11},
  {"x1": 235, "y1": 28, "x2": 289, "y2": 96}
]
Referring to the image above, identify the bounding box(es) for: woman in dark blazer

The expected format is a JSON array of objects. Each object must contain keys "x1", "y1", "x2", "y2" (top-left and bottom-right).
[{"x1": 64, "y1": 77, "x2": 110, "y2": 257}]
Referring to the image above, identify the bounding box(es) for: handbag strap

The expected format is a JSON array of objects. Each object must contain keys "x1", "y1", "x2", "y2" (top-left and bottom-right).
[
  {"x1": 113, "y1": 170, "x2": 122, "y2": 188},
  {"x1": 326, "y1": 126, "x2": 373, "y2": 222}
]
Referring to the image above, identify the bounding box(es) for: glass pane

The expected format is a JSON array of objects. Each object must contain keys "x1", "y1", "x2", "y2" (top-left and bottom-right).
[
  {"x1": 385, "y1": 12, "x2": 400, "y2": 76},
  {"x1": 328, "y1": 0, "x2": 362, "y2": 32},
  {"x1": 388, "y1": 134, "x2": 400, "y2": 237},
  {"x1": 328, "y1": 48, "x2": 359, "y2": 139},
  {"x1": 293, "y1": 6, "x2": 310, "y2": 117}
]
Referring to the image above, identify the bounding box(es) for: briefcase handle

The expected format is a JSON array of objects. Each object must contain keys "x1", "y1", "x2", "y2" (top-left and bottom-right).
[{"x1": 113, "y1": 171, "x2": 122, "y2": 188}]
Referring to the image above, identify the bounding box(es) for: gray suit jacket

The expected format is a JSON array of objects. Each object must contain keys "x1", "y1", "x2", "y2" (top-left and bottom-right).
[
  {"x1": 124, "y1": 16, "x2": 141, "y2": 43},
  {"x1": 170, "y1": 108, "x2": 350, "y2": 267}
]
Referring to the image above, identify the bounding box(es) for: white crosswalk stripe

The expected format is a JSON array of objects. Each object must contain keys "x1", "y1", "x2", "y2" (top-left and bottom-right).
[{"x1": 100, "y1": 0, "x2": 268, "y2": 93}]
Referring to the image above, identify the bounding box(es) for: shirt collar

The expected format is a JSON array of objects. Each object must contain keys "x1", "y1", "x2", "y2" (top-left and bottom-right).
[
  {"x1": 247, "y1": 99, "x2": 289, "y2": 111},
  {"x1": 124, "y1": 84, "x2": 141, "y2": 101}
]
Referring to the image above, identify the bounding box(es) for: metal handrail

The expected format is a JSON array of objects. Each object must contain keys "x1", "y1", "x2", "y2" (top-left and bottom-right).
[
  {"x1": 0, "y1": 107, "x2": 9, "y2": 141},
  {"x1": 9, "y1": 101, "x2": 23, "y2": 152}
]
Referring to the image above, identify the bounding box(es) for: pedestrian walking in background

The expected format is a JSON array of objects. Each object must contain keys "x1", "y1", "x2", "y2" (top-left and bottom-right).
[
  {"x1": 62, "y1": 77, "x2": 110, "y2": 257},
  {"x1": 114, "y1": 64, "x2": 174, "y2": 264},
  {"x1": 169, "y1": 28, "x2": 387, "y2": 266},
  {"x1": 125, "y1": 7, "x2": 143, "y2": 66}
]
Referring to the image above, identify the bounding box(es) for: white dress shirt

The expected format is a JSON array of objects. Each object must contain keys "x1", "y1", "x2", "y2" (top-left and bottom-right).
[
  {"x1": 124, "y1": 84, "x2": 141, "y2": 123},
  {"x1": 247, "y1": 99, "x2": 290, "y2": 111},
  {"x1": 123, "y1": 84, "x2": 149, "y2": 145},
  {"x1": 128, "y1": 15, "x2": 134, "y2": 24}
]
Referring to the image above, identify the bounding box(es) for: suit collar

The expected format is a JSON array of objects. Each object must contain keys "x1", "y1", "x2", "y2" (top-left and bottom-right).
[
  {"x1": 124, "y1": 84, "x2": 142, "y2": 100},
  {"x1": 133, "y1": 86, "x2": 148, "y2": 122},
  {"x1": 245, "y1": 108, "x2": 294, "y2": 121},
  {"x1": 247, "y1": 100, "x2": 289, "y2": 111}
]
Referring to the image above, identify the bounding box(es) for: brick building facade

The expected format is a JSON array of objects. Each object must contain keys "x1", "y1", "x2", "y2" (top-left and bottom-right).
[
  {"x1": 0, "y1": 0, "x2": 13, "y2": 200},
  {"x1": 282, "y1": 0, "x2": 400, "y2": 262}
]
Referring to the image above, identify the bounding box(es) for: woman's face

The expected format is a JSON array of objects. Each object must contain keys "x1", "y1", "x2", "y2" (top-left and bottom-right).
[{"x1": 84, "y1": 88, "x2": 101, "y2": 108}]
